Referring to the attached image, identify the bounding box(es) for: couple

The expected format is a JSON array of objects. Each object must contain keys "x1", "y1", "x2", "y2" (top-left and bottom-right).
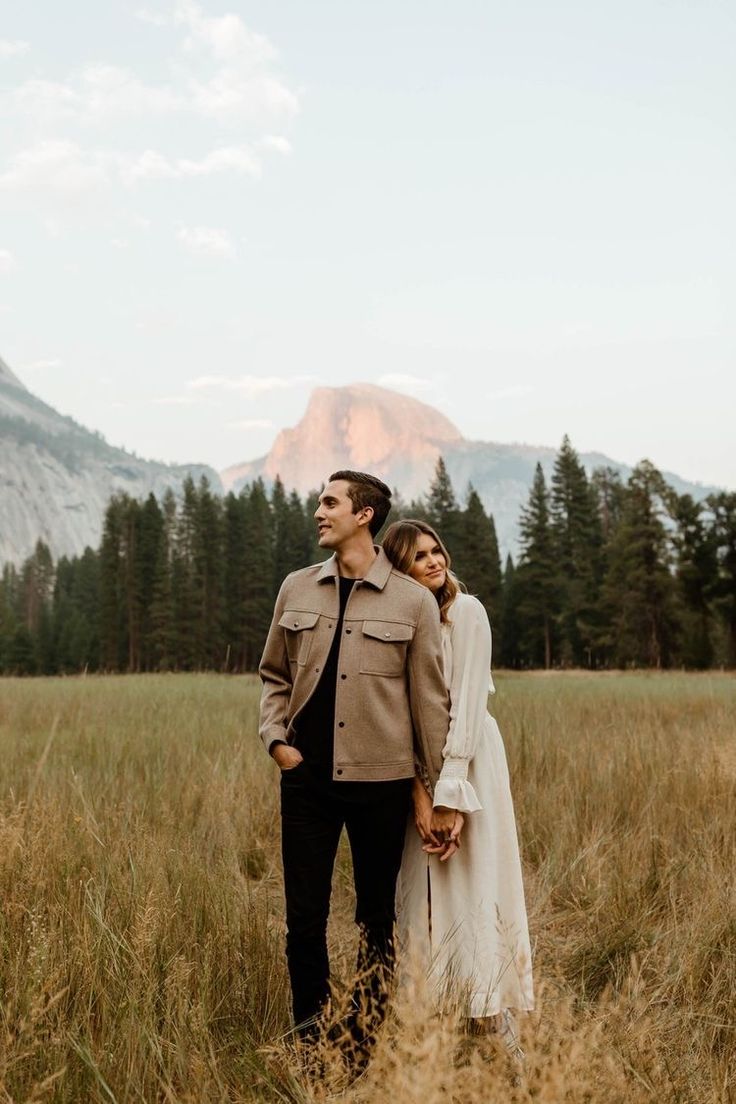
[{"x1": 258, "y1": 470, "x2": 533, "y2": 1066}]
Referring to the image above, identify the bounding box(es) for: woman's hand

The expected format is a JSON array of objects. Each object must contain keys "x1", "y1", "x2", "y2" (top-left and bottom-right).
[{"x1": 424, "y1": 806, "x2": 465, "y2": 862}]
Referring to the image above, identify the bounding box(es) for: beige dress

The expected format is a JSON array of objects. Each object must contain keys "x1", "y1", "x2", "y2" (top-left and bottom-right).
[{"x1": 396, "y1": 592, "x2": 534, "y2": 1017}]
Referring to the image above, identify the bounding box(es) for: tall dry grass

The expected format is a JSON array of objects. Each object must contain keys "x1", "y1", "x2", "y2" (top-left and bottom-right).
[{"x1": 0, "y1": 672, "x2": 734, "y2": 1102}]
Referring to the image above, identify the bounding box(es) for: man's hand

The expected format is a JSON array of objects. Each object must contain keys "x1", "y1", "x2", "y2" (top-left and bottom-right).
[
  {"x1": 271, "y1": 743, "x2": 304, "y2": 771},
  {"x1": 412, "y1": 776, "x2": 440, "y2": 847},
  {"x1": 425, "y1": 805, "x2": 465, "y2": 862}
]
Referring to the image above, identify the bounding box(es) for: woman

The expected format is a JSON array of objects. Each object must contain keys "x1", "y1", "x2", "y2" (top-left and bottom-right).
[{"x1": 382, "y1": 519, "x2": 534, "y2": 1046}]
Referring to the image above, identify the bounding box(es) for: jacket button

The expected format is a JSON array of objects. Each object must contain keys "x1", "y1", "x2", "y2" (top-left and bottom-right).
[
  {"x1": 315, "y1": 667, "x2": 320, "y2": 673},
  {"x1": 336, "y1": 769, "x2": 343, "y2": 776},
  {"x1": 345, "y1": 628, "x2": 352, "y2": 634},
  {"x1": 340, "y1": 674, "x2": 347, "y2": 680},
  {"x1": 384, "y1": 632, "x2": 391, "y2": 638},
  {"x1": 338, "y1": 721, "x2": 345, "y2": 728},
  {"x1": 294, "y1": 621, "x2": 300, "y2": 627}
]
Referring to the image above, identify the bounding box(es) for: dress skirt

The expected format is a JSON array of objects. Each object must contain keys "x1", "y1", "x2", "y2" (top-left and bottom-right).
[{"x1": 396, "y1": 713, "x2": 534, "y2": 1018}]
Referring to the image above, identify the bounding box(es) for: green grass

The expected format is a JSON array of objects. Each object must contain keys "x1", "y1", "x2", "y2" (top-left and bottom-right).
[{"x1": 1, "y1": 672, "x2": 735, "y2": 1102}]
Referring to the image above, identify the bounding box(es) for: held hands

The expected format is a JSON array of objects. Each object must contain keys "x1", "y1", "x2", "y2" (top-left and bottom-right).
[
  {"x1": 412, "y1": 777, "x2": 464, "y2": 862},
  {"x1": 271, "y1": 743, "x2": 304, "y2": 771}
]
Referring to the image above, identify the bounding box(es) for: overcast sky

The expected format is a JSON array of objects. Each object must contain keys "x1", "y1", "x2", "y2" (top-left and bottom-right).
[{"x1": 1, "y1": 1, "x2": 733, "y2": 488}]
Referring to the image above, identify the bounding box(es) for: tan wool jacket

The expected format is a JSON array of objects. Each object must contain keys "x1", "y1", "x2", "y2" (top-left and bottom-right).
[{"x1": 258, "y1": 547, "x2": 450, "y2": 784}]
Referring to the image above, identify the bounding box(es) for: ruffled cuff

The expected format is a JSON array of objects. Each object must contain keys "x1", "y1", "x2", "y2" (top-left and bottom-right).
[{"x1": 433, "y1": 758, "x2": 482, "y2": 813}]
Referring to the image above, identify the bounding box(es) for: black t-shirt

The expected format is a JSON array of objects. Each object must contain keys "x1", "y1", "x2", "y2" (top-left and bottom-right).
[
  {"x1": 293, "y1": 575, "x2": 356, "y2": 774},
  {"x1": 291, "y1": 576, "x2": 412, "y2": 802}
]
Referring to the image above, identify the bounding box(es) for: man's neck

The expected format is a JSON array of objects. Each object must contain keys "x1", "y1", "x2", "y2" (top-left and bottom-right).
[{"x1": 335, "y1": 539, "x2": 377, "y2": 580}]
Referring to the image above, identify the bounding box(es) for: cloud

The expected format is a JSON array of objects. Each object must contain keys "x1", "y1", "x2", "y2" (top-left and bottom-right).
[
  {"x1": 262, "y1": 135, "x2": 292, "y2": 156},
  {"x1": 0, "y1": 40, "x2": 29, "y2": 58},
  {"x1": 0, "y1": 141, "x2": 113, "y2": 197},
  {"x1": 126, "y1": 144, "x2": 260, "y2": 181},
  {"x1": 174, "y1": 0, "x2": 299, "y2": 124},
  {"x1": 377, "y1": 373, "x2": 436, "y2": 395},
  {"x1": 0, "y1": 4, "x2": 299, "y2": 218},
  {"x1": 135, "y1": 7, "x2": 169, "y2": 26},
  {"x1": 5, "y1": 9, "x2": 298, "y2": 131},
  {"x1": 176, "y1": 145, "x2": 260, "y2": 177},
  {"x1": 177, "y1": 225, "x2": 235, "y2": 258},
  {"x1": 0, "y1": 249, "x2": 15, "y2": 274},
  {"x1": 150, "y1": 395, "x2": 198, "y2": 406},
  {"x1": 188, "y1": 374, "x2": 317, "y2": 397},
  {"x1": 21, "y1": 358, "x2": 63, "y2": 371}
]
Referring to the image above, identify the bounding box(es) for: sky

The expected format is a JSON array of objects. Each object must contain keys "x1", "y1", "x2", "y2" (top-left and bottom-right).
[{"x1": 1, "y1": 0, "x2": 734, "y2": 488}]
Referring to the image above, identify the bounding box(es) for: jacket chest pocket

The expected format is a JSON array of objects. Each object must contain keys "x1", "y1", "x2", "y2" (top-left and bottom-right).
[
  {"x1": 360, "y1": 620, "x2": 414, "y2": 677},
  {"x1": 278, "y1": 610, "x2": 320, "y2": 666}
]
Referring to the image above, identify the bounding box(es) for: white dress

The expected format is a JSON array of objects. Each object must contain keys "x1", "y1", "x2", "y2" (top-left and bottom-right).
[{"x1": 396, "y1": 592, "x2": 534, "y2": 1017}]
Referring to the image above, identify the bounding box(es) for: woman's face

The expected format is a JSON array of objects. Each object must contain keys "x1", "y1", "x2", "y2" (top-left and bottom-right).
[{"x1": 407, "y1": 532, "x2": 447, "y2": 592}]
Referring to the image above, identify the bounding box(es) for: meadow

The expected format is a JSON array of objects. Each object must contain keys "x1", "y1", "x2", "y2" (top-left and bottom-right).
[{"x1": 1, "y1": 671, "x2": 735, "y2": 1103}]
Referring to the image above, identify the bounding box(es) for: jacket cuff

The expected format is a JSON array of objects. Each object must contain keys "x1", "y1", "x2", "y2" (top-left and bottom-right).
[{"x1": 261, "y1": 726, "x2": 288, "y2": 754}]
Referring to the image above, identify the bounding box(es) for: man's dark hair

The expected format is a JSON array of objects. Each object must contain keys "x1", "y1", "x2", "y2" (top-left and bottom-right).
[{"x1": 329, "y1": 470, "x2": 392, "y2": 536}]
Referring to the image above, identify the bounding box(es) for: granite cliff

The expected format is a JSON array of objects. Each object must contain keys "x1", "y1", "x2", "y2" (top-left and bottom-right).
[{"x1": 0, "y1": 356, "x2": 220, "y2": 565}]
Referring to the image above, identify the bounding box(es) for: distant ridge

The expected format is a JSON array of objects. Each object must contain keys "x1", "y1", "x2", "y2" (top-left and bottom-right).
[
  {"x1": 0, "y1": 356, "x2": 221, "y2": 566},
  {"x1": 0, "y1": 366, "x2": 722, "y2": 566}
]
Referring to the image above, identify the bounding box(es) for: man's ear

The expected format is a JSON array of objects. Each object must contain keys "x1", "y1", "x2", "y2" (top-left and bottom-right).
[{"x1": 357, "y1": 506, "x2": 374, "y2": 529}]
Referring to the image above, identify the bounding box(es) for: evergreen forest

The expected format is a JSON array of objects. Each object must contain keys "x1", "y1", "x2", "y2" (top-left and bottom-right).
[{"x1": 1, "y1": 437, "x2": 735, "y2": 674}]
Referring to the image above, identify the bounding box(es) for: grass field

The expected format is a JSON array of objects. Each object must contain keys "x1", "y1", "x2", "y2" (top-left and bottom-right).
[{"x1": 1, "y1": 671, "x2": 735, "y2": 1102}]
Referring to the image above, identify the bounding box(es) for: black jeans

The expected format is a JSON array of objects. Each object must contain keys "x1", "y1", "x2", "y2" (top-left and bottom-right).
[{"x1": 280, "y1": 763, "x2": 411, "y2": 1043}]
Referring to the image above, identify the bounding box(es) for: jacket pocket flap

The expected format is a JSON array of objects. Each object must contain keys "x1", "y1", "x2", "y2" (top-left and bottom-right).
[
  {"x1": 278, "y1": 610, "x2": 320, "y2": 631},
  {"x1": 362, "y1": 620, "x2": 414, "y2": 642}
]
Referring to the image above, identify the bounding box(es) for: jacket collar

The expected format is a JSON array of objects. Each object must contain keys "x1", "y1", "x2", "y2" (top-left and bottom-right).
[{"x1": 316, "y1": 546, "x2": 393, "y2": 591}]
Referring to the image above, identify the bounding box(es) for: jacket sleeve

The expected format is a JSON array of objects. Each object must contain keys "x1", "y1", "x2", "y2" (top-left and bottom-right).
[
  {"x1": 258, "y1": 580, "x2": 292, "y2": 755},
  {"x1": 407, "y1": 587, "x2": 450, "y2": 788},
  {"x1": 432, "y1": 595, "x2": 492, "y2": 813}
]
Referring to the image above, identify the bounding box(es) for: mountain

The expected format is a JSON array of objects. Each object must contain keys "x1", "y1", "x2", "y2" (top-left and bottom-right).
[
  {"x1": 221, "y1": 383, "x2": 463, "y2": 495},
  {"x1": 221, "y1": 382, "x2": 720, "y2": 556},
  {"x1": 0, "y1": 356, "x2": 221, "y2": 566}
]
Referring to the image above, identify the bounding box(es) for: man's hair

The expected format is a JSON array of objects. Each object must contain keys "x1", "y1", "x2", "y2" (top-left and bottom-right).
[{"x1": 329, "y1": 470, "x2": 392, "y2": 536}]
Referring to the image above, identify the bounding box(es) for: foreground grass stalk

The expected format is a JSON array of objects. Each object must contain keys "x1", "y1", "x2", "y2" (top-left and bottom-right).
[{"x1": 0, "y1": 672, "x2": 734, "y2": 1101}]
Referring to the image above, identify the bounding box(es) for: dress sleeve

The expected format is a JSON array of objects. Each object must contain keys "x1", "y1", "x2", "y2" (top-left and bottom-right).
[{"x1": 432, "y1": 596, "x2": 492, "y2": 814}]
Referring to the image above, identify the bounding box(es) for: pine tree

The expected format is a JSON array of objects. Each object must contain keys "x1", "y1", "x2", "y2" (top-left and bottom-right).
[
  {"x1": 707, "y1": 491, "x2": 736, "y2": 666},
  {"x1": 667, "y1": 493, "x2": 716, "y2": 668},
  {"x1": 455, "y1": 486, "x2": 503, "y2": 643},
  {"x1": 194, "y1": 477, "x2": 225, "y2": 668},
  {"x1": 601, "y1": 461, "x2": 677, "y2": 667},
  {"x1": 242, "y1": 480, "x2": 275, "y2": 670},
  {"x1": 516, "y1": 463, "x2": 558, "y2": 668},
  {"x1": 550, "y1": 437, "x2": 603, "y2": 666},
  {"x1": 148, "y1": 489, "x2": 176, "y2": 670},
  {"x1": 223, "y1": 490, "x2": 249, "y2": 671},
  {"x1": 99, "y1": 496, "x2": 128, "y2": 670},
  {"x1": 499, "y1": 554, "x2": 522, "y2": 668},
  {"x1": 426, "y1": 457, "x2": 460, "y2": 549}
]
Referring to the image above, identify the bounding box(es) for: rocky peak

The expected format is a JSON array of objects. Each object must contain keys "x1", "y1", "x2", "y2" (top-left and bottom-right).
[
  {"x1": 0, "y1": 355, "x2": 28, "y2": 392},
  {"x1": 221, "y1": 382, "x2": 463, "y2": 494}
]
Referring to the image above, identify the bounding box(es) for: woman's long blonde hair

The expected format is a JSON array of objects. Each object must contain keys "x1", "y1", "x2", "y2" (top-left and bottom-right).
[{"x1": 382, "y1": 518, "x2": 461, "y2": 624}]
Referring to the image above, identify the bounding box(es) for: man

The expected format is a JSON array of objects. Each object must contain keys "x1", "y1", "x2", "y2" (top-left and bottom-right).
[{"x1": 258, "y1": 470, "x2": 457, "y2": 1057}]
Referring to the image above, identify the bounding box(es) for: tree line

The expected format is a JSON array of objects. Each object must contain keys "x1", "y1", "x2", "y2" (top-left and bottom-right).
[{"x1": 1, "y1": 437, "x2": 735, "y2": 674}]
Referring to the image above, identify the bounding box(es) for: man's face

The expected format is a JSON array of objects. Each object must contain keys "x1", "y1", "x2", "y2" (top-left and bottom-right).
[{"x1": 314, "y1": 480, "x2": 369, "y2": 549}]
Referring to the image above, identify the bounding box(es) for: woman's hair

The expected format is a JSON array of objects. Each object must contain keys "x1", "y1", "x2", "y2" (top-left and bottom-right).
[{"x1": 381, "y1": 518, "x2": 461, "y2": 623}]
